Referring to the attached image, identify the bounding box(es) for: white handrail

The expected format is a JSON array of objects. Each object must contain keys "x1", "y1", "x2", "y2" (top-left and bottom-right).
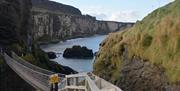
[{"x1": 86, "y1": 74, "x2": 101, "y2": 91}]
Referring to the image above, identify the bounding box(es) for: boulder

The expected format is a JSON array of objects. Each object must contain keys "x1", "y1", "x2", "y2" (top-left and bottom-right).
[
  {"x1": 61, "y1": 65, "x2": 78, "y2": 74},
  {"x1": 47, "y1": 52, "x2": 57, "y2": 59},
  {"x1": 63, "y1": 45, "x2": 93, "y2": 59},
  {"x1": 48, "y1": 61, "x2": 77, "y2": 74}
]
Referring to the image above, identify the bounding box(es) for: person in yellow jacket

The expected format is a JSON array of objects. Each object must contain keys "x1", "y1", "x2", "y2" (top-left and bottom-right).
[{"x1": 50, "y1": 74, "x2": 59, "y2": 91}]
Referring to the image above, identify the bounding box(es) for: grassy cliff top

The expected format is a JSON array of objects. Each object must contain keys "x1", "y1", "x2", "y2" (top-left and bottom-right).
[
  {"x1": 94, "y1": 0, "x2": 180, "y2": 84},
  {"x1": 31, "y1": 0, "x2": 82, "y2": 15}
]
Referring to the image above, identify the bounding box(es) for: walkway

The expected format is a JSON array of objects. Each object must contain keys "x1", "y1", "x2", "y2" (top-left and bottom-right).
[{"x1": 2, "y1": 52, "x2": 122, "y2": 91}]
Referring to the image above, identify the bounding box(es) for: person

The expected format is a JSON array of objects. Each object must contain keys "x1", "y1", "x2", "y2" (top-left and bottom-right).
[{"x1": 50, "y1": 74, "x2": 59, "y2": 91}]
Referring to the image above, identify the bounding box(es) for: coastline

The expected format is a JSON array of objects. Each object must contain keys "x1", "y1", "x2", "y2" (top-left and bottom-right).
[
  {"x1": 38, "y1": 34, "x2": 107, "y2": 45},
  {"x1": 40, "y1": 35, "x2": 107, "y2": 72}
]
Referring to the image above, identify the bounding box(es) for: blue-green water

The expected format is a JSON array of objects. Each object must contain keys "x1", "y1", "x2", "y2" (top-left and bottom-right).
[{"x1": 41, "y1": 35, "x2": 107, "y2": 72}]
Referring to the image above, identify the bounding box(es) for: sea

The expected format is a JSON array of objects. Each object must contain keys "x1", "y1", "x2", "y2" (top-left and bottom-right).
[{"x1": 41, "y1": 35, "x2": 107, "y2": 72}]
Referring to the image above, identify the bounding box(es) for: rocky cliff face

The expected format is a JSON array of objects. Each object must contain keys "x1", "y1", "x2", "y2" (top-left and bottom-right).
[
  {"x1": 0, "y1": 0, "x2": 31, "y2": 48},
  {"x1": 0, "y1": 0, "x2": 76, "y2": 90},
  {"x1": 31, "y1": 0, "x2": 134, "y2": 42},
  {"x1": 94, "y1": 0, "x2": 180, "y2": 91},
  {"x1": 0, "y1": 0, "x2": 35, "y2": 90}
]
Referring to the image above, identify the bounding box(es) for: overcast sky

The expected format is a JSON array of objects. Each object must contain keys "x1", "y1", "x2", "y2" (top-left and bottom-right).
[{"x1": 50, "y1": 0, "x2": 174, "y2": 22}]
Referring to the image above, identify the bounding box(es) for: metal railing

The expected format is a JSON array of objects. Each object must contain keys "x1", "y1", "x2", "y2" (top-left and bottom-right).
[
  {"x1": 90, "y1": 74, "x2": 122, "y2": 91},
  {"x1": 12, "y1": 52, "x2": 55, "y2": 75}
]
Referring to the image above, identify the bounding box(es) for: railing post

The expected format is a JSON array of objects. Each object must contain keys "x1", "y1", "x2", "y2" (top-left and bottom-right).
[
  {"x1": 73, "y1": 77, "x2": 77, "y2": 86},
  {"x1": 76, "y1": 77, "x2": 79, "y2": 86},
  {"x1": 65, "y1": 77, "x2": 68, "y2": 87},
  {"x1": 85, "y1": 77, "x2": 90, "y2": 91}
]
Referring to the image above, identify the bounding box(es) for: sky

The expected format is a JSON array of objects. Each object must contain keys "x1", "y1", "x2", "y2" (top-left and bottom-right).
[{"x1": 50, "y1": 0, "x2": 175, "y2": 22}]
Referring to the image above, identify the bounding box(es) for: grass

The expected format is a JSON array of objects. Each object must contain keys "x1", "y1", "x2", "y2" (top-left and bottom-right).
[
  {"x1": 21, "y1": 54, "x2": 37, "y2": 65},
  {"x1": 94, "y1": 0, "x2": 180, "y2": 84},
  {"x1": 94, "y1": 32, "x2": 125, "y2": 83}
]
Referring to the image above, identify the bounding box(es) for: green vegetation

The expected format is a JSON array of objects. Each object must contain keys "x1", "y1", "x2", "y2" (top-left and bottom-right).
[
  {"x1": 10, "y1": 43, "x2": 26, "y2": 55},
  {"x1": 36, "y1": 35, "x2": 60, "y2": 44},
  {"x1": 22, "y1": 54, "x2": 37, "y2": 65},
  {"x1": 1, "y1": 37, "x2": 63, "y2": 73},
  {"x1": 94, "y1": 31, "x2": 125, "y2": 83},
  {"x1": 37, "y1": 35, "x2": 52, "y2": 42},
  {"x1": 94, "y1": 0, "x2": 180, "y2": 84}
]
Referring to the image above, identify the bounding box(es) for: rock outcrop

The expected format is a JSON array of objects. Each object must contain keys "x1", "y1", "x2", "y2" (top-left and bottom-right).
[
  {"x1": 63, "y1": 45, "x2": 93, "y2": 59},
  {"x1": 94, "y1": 0, "x2": 180, "y2": 91},
  {"x1": 118, "y1": 47, "x2": 168, "y2": 91},
  {"x1": 31, "y1": 0, "x2": 134, "y2": 42},
  {"x1": 47, "y1": 51, "x2": 57, "y2": 59}
]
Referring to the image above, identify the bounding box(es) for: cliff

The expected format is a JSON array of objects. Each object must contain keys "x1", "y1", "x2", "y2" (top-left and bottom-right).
[
  {"x1": 0, "y1": 0, "x2": 35, "y2": 90},
  {"x1": 94, "y1": 0, "x2": 180, "y2": 91},
  {"x1": 31, "y1": 0, "x2": 134, "y2": 42},
  {"x1": 0, "y1": 0, "x2": 75, "y2": 90}
]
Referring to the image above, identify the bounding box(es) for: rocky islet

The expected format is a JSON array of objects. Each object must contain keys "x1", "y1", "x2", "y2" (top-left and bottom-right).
[{"x1": 63, "y1": 45, "x2": 94, "y2": 59}]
